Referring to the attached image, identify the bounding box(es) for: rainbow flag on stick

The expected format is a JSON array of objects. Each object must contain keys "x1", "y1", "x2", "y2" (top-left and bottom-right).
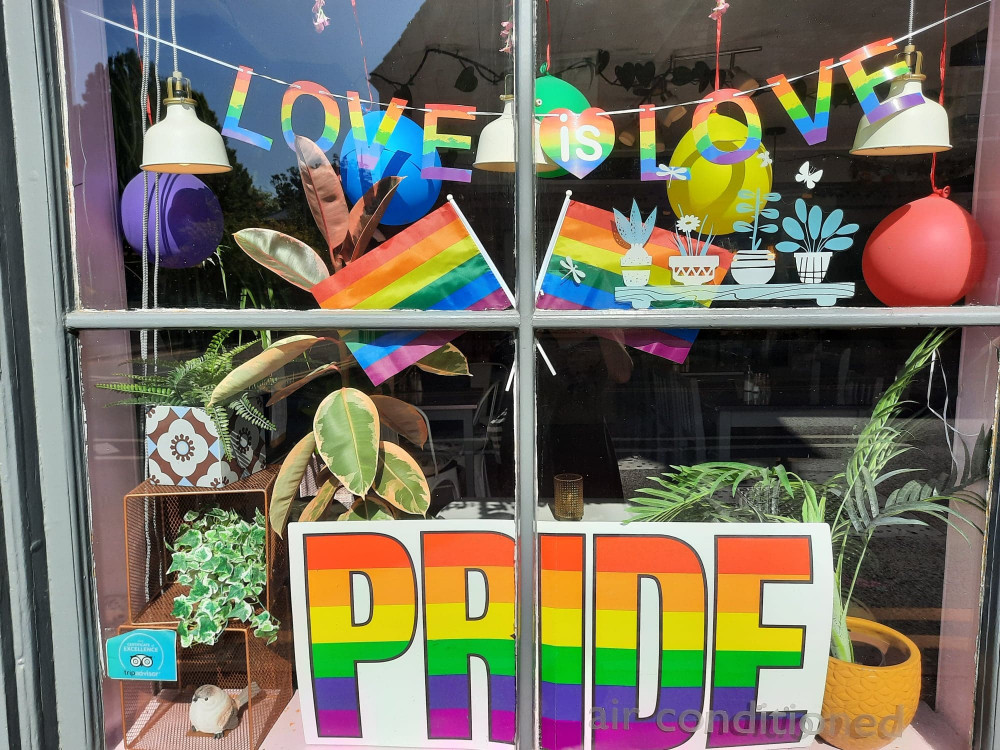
[
  {"x1": 310, "y1": 199, "x2": 511, "y2": 386},
  {"x1": 536, "y1": 193, "x2": 731, "y2": 363}
]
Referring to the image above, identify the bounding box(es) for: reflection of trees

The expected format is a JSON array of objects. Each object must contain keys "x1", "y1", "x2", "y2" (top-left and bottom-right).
[{"x1": 105, "y1": 50, "x2": 314, "y2": 308}]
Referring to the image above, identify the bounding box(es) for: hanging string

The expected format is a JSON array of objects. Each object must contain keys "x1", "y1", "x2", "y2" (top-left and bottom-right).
[
  {"x1": 348, "y1": 0, "x2": 374, "y2": 103},
  {"x1": 131, "y1": 2, "x2": 152, "y2": 123},
  {"x1": 544, "y1": 0, "x2": 552, "y2": 72},
  {"x1": 931, "y1": 0, "x2": 950, "y2": 197},
  {"x1": 138, "y1": 0, "x2": 150, "y2": 366},
  {"x1": 709, "y1": 1, "x2": 729, "y2": 90}
]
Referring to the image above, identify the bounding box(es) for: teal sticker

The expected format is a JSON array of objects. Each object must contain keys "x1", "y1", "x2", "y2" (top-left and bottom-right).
[{"x1": 106, "y1": 630, "x2": 177, "y2": 681}]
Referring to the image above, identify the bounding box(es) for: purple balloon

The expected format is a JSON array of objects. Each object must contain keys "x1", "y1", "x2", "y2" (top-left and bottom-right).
[{"x1": 121, "y1": 173, "x2": 224, "y2": 269}]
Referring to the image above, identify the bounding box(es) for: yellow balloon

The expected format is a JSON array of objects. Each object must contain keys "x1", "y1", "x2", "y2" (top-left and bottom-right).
[{"x1": 666, "y1": 114, "x2": 773, "y2": 235}]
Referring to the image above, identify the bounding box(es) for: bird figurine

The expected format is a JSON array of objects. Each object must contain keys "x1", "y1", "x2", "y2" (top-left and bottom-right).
[{"x1": 189, "y1": 683, "x2": 261, "y2": 739}]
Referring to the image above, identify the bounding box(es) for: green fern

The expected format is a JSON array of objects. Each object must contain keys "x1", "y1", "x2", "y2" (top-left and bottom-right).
[{"x1": 99, "y1": 331, "x2": 272, "y2": 459}]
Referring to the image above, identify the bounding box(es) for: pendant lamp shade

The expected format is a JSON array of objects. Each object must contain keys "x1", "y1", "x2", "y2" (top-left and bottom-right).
[
  {"x1": 474, "y1": 96, "x2": 560, "y2": 173},
  {"x1": 851, "y1": 46, "x2": 951, "y2": 157},
  {"x1": 141, "y1": 73, "x2": 232, "y2": 174}
]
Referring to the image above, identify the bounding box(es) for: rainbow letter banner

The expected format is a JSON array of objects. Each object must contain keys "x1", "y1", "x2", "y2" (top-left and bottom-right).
[{"x1": 290, "y1": 521, "x2": 831, "y2": 749}]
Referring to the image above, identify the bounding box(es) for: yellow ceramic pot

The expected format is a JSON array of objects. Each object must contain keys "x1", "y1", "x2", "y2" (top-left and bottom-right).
[{"x1": 819, "y1": 617, "x2": 921, "y2": 750}]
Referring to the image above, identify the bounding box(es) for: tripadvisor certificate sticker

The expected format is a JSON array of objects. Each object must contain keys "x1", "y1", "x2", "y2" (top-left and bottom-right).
[{"x1": 106, "y1": 629, "x2": 177, "y2": 681}]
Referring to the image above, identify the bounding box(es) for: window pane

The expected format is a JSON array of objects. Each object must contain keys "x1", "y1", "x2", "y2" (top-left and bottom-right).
[
  {"x1": 64, "y1": 0, "x2": 515, "y2": 311},
  {"x1": 79, "y1": 328, "x2": 515, "y2": 747},
  {"x1": 534, "y1": 1, "x2": 993, "y2": 309},
  {"x1": 535, "y1": 327, "x2": 995, "y2": 746}
]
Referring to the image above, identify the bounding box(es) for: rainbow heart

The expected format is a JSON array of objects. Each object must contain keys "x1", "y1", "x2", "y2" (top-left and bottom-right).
[{"x1": 538, "y1": 108, "x2": 615, "y2": 179}]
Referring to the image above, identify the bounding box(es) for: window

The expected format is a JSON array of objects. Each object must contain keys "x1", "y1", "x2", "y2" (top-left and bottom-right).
[{"x1": 7, "y1": 0, "x2": 997, "y2": 748}]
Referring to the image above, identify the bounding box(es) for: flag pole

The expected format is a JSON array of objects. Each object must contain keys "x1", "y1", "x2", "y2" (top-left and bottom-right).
[
  {"x1": 534, "y1": 190, "x2": 573, "y2": 297},
  {"x1": 446, "y1": 195, "x2": 557, "y2": 377}
]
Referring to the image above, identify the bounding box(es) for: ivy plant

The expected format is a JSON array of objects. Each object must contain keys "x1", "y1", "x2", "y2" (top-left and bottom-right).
[{"x1": 167, "y1": 507, "x2": 279, "y2": 647}]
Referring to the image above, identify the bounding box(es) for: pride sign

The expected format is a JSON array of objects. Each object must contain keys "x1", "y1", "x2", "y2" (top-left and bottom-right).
[{"x1": 289, "y1": 521, "x2": 832, "y2": 749}]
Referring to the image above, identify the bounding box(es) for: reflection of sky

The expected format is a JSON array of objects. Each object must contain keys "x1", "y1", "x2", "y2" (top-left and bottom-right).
[{"x1": 71, "y1": 0, "x2": 426, "y2": 190}]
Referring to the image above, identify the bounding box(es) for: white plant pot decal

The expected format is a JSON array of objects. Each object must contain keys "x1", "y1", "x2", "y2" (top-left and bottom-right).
[
  {"x1": 731, "y1": 250, "x2": 776, "y2": 285},
  {"x1": 144, "y1": 404, "x2": 267, "y2": 487},
  {"x1": 794, "y1": 251, "x2": 832, "y2": 284},
  {"x1": 669, "y1": 255, "x2": 719, "y2": 286},
  {"x1": 620, "y1": 246, "x2": 652, "y2": 288}
]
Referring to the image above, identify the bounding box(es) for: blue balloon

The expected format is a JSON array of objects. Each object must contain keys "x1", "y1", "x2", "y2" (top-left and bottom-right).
[{"x1": 340, "y1": 110, "x2": 442, "y2": 226}]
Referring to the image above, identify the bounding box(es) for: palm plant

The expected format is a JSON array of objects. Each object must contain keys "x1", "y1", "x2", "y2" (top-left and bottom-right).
[{"x1": 628, "y1": 329, "x2": 987, "y2": 663}]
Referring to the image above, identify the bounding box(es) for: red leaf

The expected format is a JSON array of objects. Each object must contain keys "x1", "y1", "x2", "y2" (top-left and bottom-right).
[
  {"x1": 343, "y1": 176, "x2": 404, "y2": 263},
  {"x1": 295, "y1": 136, "x2": 350, "y2": 268}
]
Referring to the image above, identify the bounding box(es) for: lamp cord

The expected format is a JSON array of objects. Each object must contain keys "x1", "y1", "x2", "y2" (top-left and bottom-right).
[
  {"x1": 171, "y1": 0, "x2": 178, "y2": 72},
  {"x1": 931, "y1": 0, "x2": 950, "y2": 197},
  {"x1": 908, "y1": 0, "x2": 916, "y2": 44},
  {"x1": 139, "y1": 0, "x2": 149, "y2": 366},
  {"x1": 153, "y1": 0, "x2": 161, "y2": 364}
]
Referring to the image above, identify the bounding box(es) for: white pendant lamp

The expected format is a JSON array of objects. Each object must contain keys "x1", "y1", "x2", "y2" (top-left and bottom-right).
[
  {"x1": 850, "y1": 43, "x2": 951, "y2": 156},
  {"x1": 474, "y1": 95, "x2": 560, "y2": 173},
  {"x1": 141, "y1": 72, "x2": 232, "y2": 174}
]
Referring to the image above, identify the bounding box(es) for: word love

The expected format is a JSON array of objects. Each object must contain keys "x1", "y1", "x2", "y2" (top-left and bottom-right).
[{"x1": 289, "y1": 522, "x2": 833, "y2": 750}]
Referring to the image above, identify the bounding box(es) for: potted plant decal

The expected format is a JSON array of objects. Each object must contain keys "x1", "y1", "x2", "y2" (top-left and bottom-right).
[
  {"x1": 98, "y1": 331, "x2": 326, "y2": 487},
  {"x1": 731, "y1": 188, "x2": 781, "y2": 284},
  {"x1": 669, "y1": 209, "x2": 720, "y2": 285},
  {"x1": 615, "y1": 200, "x2": 657, "y2": 287},
  {"x1": 777, "y1": 198, "x2": 860, "y2": 284},
  {"x1": 167, "y1": 507, "x2": 278, "y2": 647},
  {"x1": 627, "y1": 329, "x2": 987, "y2": 750}
]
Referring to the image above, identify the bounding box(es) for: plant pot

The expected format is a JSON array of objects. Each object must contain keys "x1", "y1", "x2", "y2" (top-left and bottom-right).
[
  {"x1": 669, "y1": 255, "x2": 720, "y2": 285},
  {"x1": 731, "y1": 249, "x2": 776, "y2": 285},
  {"x1": 794, "y1": 251, "x2": 833, "y2": 284},
  {"x1": 145, "y1": 405, "x2": 267, "y2": 487},
  {"x1": 819, "y1": 617, "x2": 921, "y2": 750},
  {"x1": 621, "y1": 247, "x2": 653, "y2": 288}
]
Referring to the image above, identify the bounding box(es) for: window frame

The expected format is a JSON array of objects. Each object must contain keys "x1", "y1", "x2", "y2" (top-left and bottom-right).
[{"x1": 3, "y1": 0, "x2": 1000, "y2": 747}]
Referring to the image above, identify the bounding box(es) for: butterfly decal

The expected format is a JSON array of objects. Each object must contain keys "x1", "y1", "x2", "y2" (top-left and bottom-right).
[
  {"x1": 655, "y1": 164, "x2": 691, "y2": 181},
  {"x1": 560, "y1": 257, "x2": 586, "y2": 284},
  {"x1": 795, "y1": 161, "x2": 823, "y2": 190}
]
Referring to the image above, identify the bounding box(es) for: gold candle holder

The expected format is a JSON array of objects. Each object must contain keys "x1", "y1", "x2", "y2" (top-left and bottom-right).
[{"x1": 553, "y1": 473, "x2": 584, "y2": 521}]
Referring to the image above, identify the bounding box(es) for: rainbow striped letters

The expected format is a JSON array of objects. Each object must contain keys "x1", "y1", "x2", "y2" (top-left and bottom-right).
[
  {"x1": 222, "y1": 66, "x2": 273, "y2": 150},
  {"x1": 422, "y1": 104, "x2": 476, "y2": 183},
  {"x1": 691, "y1": 89, "x2": 762, "y2": 165},
  {"x1": 767, "y1": 61, "x2": 833, "y2": 146},
  {"x1": 840, "y1": 39, "x2": 923, "y2": 124},
  {"x1": 281, "y1": 81, "x2": 341, "y2": 152},
  {"x1": 289, "y1": 521, "x2": 832, "y2": 748}
]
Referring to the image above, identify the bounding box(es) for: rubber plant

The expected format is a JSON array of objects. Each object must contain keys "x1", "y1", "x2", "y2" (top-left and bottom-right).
[
  {"x1": 626, "y1": 328, "x2": 987, "y2": 663},
  {"x1": 97, "y1": 330, "x2": 329, "y2": 459},
  {"x1": 230, "y1": 135, "x2": 471, "y2": 381},
  {"x1": 268, "y1": 387, "x2": 433, "y2": 535}
]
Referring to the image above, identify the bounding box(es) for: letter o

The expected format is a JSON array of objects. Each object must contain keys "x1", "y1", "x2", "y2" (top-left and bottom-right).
[
  {"x1": 281, "y1": 81, "x2": 341, "y2": 151},
  {"x1": 691, "y1": 88, "x2": 762, "y2": 165}
]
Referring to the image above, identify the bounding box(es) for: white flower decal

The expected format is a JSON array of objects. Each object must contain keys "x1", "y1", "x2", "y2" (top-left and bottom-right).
[
  {"x1": 676, "y1": 215, "x2": 701, "y2": 233},
  {"x1": 155, "y1": 418, "x2": 209, "y2": 479}
]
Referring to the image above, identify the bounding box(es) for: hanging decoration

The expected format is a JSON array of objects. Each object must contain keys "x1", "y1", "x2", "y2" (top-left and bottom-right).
[
  {"x1": 665, "y1": 113, "x2": 773, "y2": 235},
  {"x1": 862, "y1": 195, "x2": 984, "y2": 306},
  {"x1": 862, "y1": 0, "x2": 984, "y2": 306},
  {"x1": 340, "y1": 109, "x2": 442, "y2": 226},
  {"x1": 121, "y1": 173, "x2": 224, "y2": 269},
  {"x1": 538, "y1": 108, "x2": 615, "y2": 178}
]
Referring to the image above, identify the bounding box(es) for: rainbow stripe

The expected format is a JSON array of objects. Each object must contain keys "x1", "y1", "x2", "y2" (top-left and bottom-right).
[
  {"x1": 422, "y1": 531, "x2": 516, "y2": 744},
  {"x1": 280, "y1": 80, "x2": 341, "y2": 152},
  {"x1": 222, "y1": 66, "x2": 273, "y2": 150},
  {"x1": 692, "y1": 89, "x2": 762, "y2": 165},
  {"x1": 593, "y1": 535, "x2": 706, "y2": 749},
  {"x1": 539, "y1": 535, "x2": 585, "y2": 750},
  {"x1": 639, "y1": 105, "x2": 664, "y2": 181},
  {"x1": 767, "y1": 61, "x2": 833, "y2": 146},
  {"x1": 422, "y1": 105, "x2": 475, "y2": 183},
  {"x1": 537, "y1": 200, "x2": 732, "y2": 364},
  {"x1": 707, "y1": 536, "x2": 812, "y2": 747},
  {"x1": 309, "y1": 201, "x2": 510, "y2": 386},
  {"x1": 304, "y1": 533, "x2": 417, "y2": 738},
  {"x1": 840, "y1": 39, "x2": 923, "y2": 123}
]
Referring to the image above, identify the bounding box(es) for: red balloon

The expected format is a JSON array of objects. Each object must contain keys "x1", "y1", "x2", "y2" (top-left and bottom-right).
[{"x1": 862, "y1": 194, "x2": 985, "y2": 306}]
